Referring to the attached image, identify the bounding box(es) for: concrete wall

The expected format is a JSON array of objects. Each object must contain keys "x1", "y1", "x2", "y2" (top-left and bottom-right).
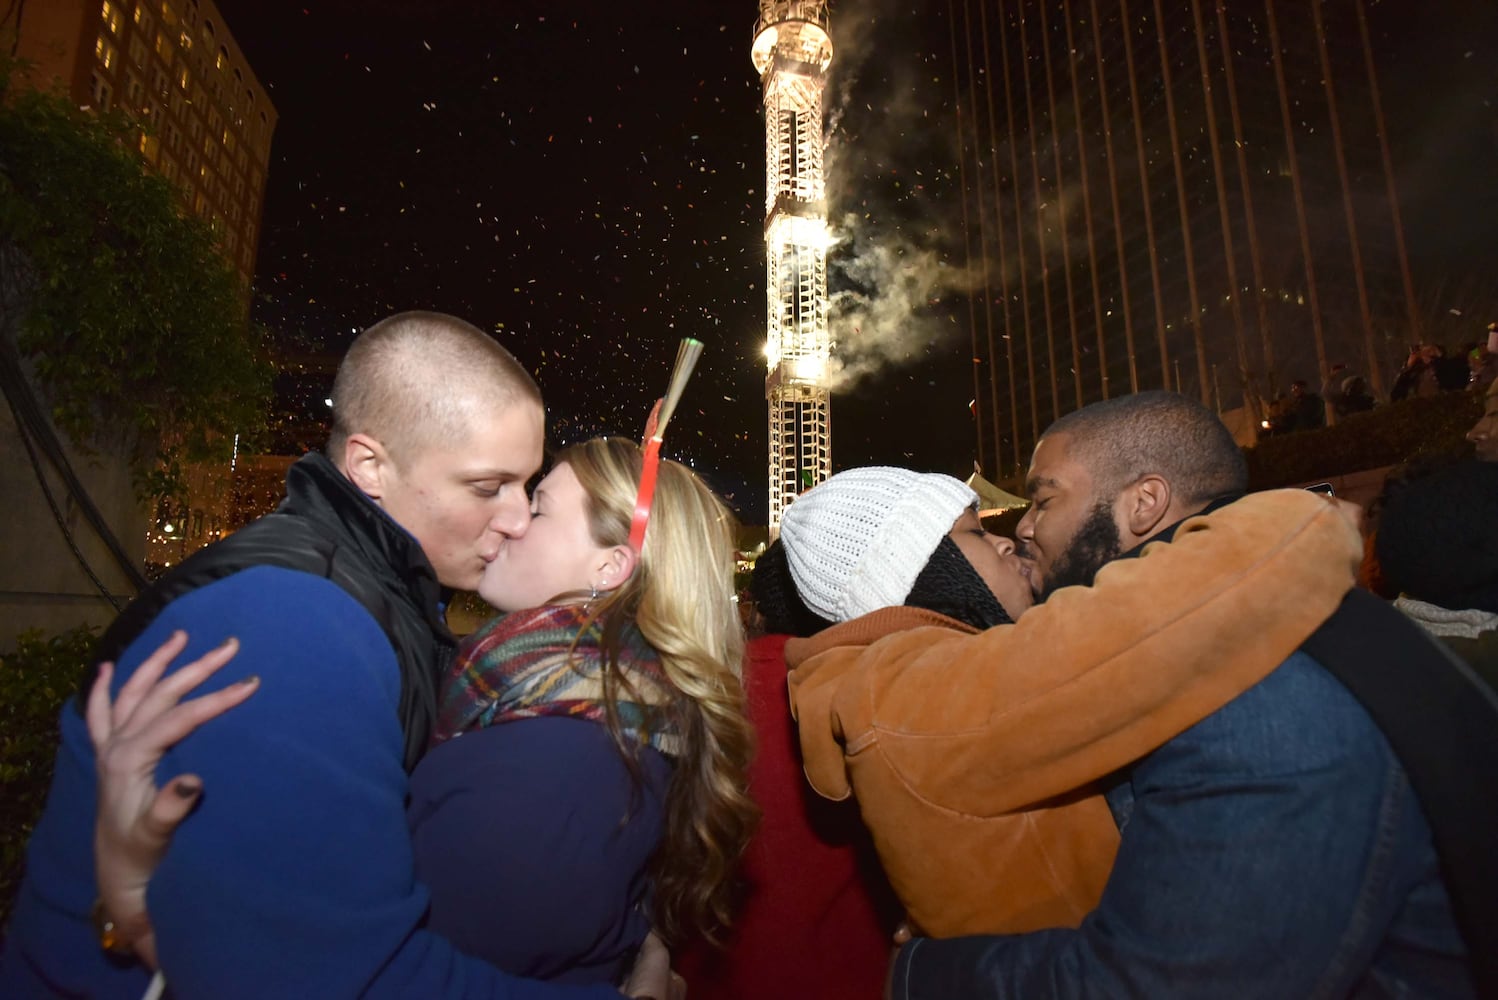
[{"x1": 0, "y1": 404, "x2": 146, "y2": 653}]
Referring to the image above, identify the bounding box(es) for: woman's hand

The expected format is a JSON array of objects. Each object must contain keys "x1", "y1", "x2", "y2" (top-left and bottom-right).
[
  {"x1": 85, "y1": 631, "x2": 258, "y2": 968},
  {"x1": 621, "y1": 931, "x2": 686, "y2": 1000}
]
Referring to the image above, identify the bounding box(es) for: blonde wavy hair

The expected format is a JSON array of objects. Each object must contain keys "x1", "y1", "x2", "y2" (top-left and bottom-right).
[{"x1": 558, "y1": 437, "x2": 758, "y2": 946}]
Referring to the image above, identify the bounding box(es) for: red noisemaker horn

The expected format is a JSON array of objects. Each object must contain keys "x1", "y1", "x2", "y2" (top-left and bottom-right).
[{"x1": 628, "y1": 338, "x2": 704, "y2": 553}]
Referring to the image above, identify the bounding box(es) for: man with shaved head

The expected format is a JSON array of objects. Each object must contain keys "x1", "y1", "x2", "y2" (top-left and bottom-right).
[
  {"x1": 1, "y1": 312, "x2": 650, "y2": 998},
  {"x1": 885, "y1": 391, "x2": 1489, "y2": 998}
]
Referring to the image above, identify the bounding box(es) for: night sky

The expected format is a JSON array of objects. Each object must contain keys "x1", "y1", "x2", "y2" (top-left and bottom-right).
[{"x1": 212, "y1": 0, "x2": 1496, "y2": 524}]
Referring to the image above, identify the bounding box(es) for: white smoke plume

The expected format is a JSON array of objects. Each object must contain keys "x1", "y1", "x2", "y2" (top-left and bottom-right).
[
  {"x1": 826, "y1": 211, "x2": 980, "y2": 391},
  {"x1": 819, "y1": 0, "x2": 978, "y2": 391}
]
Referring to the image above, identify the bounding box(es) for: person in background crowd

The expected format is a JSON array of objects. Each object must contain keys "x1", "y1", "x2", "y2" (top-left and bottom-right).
[
  {"x1": 674, "y1": 540, "x2": 899, "y2": 1000},
  {"x1": 1320, "y1": 361, "x2": 1351, "y2": 403},
  {"x1": 1289, "y1": 378, "x2": 1326, "y2": 430},
  {"x1": 1468, "y1": 325, "x2": 1498, "y2": 391},
  {"x1": 1320, "y1": 362, "x2": 1375, "y2": 417},
  {"x1": 1392, "y1": 343, "x2": 1443, "y2": 400}
]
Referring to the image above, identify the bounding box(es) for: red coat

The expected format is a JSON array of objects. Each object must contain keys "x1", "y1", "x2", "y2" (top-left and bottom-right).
[{"x1": 676, "y1": 634, "x2": 896, "y2": 999}]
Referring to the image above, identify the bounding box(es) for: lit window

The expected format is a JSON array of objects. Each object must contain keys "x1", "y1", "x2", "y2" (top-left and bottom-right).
[
  {"x1": 176, "y1": 63, "x2": 189, "y2": 89},
  {"x1": 216, "y1": 46, "x2": 228, "y2": 71},
  {"x1": 138, "y1": 131, "x2": 159, "y2": 164},
  {"x1": 96, "y1": 34, "x2": 117, "y2": 70},
  {"x1": 161, "y1": 2, "x2": 178, "y2": 28},
  {"x1": 101, "y1": 1, "x2": 123, "y2": 35},
  {"x1": 154, "y1": 29, "x2": 170, "y2": 57},
  {"x1": 179, "y1": 30, "x2": 192, "y2": 51}
]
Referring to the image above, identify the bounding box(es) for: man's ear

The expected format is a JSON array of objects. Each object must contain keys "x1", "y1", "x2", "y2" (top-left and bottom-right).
[
  {"x1": 597, "y1": 544, "x2": 639, "y2": 592},
  {"x1": 342, "y1": 433, "x2": 391, "y2": 500},
  {"x1": 1118, "y1": 474, "x2": 1174, "y2": 542}
]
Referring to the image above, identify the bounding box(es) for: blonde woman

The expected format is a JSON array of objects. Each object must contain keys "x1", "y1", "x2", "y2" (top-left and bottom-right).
[{"x1": 84, "y1": 437, "x2": 757, "y2": 991}]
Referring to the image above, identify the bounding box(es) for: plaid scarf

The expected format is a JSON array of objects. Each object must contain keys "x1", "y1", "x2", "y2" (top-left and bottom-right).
[{"x1": 431, "y1": 603, "x2": 680, "y2": 756}]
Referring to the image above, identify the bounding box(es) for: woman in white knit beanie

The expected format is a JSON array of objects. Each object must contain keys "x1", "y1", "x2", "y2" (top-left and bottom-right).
[{"x1": 760, "y1": 467, "x2": 1033, "y2": 634}]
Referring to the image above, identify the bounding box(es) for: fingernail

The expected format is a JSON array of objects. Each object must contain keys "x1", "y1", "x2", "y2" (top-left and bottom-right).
[
  {"x1": 240, "y1": 675, "x2": 259, "y2": 687},
  {"x1": 173, "y1": 780, "x2": 201, "y2": 798},
  {"x1": 221, "y1": 636, "x2": 239, "y2": 650}
]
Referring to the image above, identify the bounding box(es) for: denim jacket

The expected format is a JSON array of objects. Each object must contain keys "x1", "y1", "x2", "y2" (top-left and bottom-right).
[{"x1": 889, "y1": 652, "x2": 1474, "y2": 999}]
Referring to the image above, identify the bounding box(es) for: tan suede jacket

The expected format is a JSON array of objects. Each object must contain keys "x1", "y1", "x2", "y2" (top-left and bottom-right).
[{"x1": 785, "y1": 490, "x2": 1361, "y2": 939}]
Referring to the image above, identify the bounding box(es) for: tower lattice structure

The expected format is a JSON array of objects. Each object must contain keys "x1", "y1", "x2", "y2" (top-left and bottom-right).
[{"x1": 752, "y1": 0, "x2": 834, "y2": 534}]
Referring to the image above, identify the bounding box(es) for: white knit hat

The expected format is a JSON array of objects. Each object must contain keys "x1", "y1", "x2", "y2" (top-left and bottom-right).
[{"x1": 780, "y1": 467, "x2": 977, "y2": 623}]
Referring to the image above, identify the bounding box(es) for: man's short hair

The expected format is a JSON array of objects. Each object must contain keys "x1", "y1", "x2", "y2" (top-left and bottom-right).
[
  {"x1": 326, "y1": 311, "x2": 541, "y2": 465},
  {"x1": 1043, "y1": 390, "x2": 1248, "y2": 505}
]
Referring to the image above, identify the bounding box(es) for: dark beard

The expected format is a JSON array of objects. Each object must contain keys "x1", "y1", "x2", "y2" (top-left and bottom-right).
[{"x1": 1040, "y1": 502, "x2": 1123, "y2": 601}]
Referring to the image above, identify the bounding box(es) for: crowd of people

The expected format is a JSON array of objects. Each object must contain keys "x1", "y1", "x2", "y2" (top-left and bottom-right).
[
  {"x1": 1, "y1": 311, "x2": 1495, "y2": 999},
  {"x1": 1261, "y1": 322, "x2": 1498, "y2": 438}
]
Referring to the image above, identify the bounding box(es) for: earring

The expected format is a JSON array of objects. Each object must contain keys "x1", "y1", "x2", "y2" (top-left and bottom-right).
[{"x1": 589, "y1": 581, "x2": 599, "y2": 602}]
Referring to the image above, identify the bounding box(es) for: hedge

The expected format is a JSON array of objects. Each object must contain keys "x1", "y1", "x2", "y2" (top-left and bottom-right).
[
  {"x1": 0, "y1": 625, "x2": 96, "y2": 935},
  {"x1": 1244, "y1": 390, "x2": 1483, "y2": 490}
]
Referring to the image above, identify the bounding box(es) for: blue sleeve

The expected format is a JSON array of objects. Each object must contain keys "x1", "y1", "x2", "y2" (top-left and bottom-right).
[
  {"x1": 132, "y1": 568, "x2": 622, "y2": 1000},
  {"x1": 408, "y1": 719, "x2": 669, "y2": 985},
  {"x1": 891, "y1": 654, "x2": 1414, "y2": 1000}
]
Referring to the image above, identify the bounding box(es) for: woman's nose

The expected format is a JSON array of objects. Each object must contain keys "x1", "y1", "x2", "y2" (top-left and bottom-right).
[{"x1": 992, "y1": 535, "x2": 1016, "y2": 556}]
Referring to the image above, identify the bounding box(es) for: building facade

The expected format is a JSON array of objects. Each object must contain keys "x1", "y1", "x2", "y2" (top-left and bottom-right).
[
  {"x1": 947, "y1": 0, "x2": 1419, "y2": 482},
  {"x1": 9, "y1": 0, "x2": 277, "y2": 293}
]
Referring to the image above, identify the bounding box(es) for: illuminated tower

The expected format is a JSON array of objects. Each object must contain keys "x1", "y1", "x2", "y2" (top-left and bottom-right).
[{"x1": 752, "y1": 0, "x2": 834, "y2": 534}]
